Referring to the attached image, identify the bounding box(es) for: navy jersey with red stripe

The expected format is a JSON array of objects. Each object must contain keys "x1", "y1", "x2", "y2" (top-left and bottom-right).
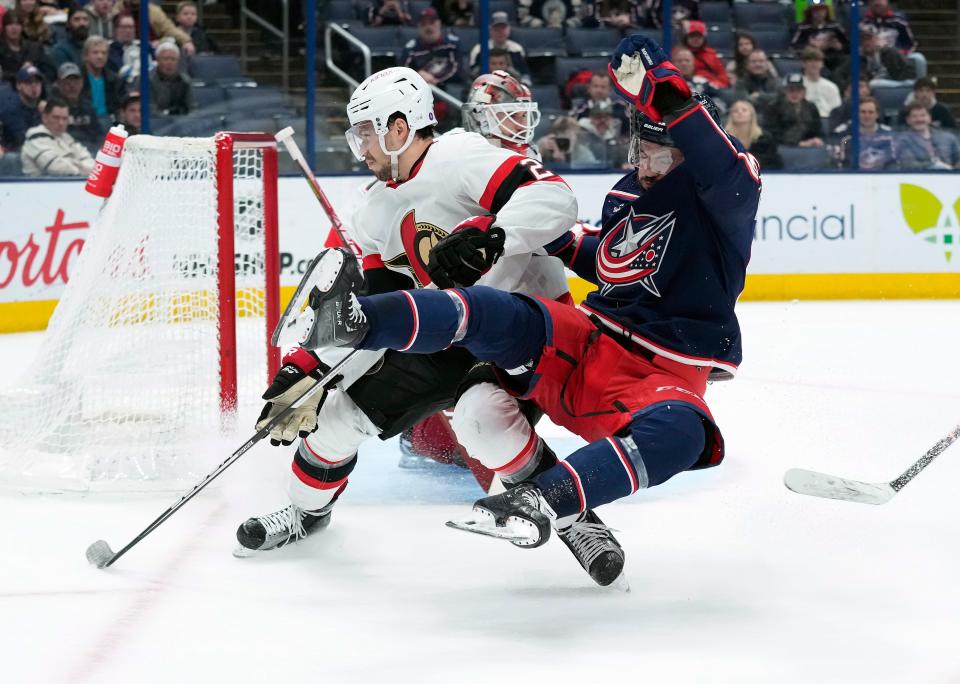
[{"x1": 549, "y1": 103, "x2": 761, "y2": 375}]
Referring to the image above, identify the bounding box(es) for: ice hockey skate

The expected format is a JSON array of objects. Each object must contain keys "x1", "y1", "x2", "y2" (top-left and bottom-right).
[
  {"x1": 294, "y1": 248, "x2": 368, "y2": 351},
  {"x1": 446, "y1": 482, "x2": 555, "y2": 547},
  {"x1": 234, "y1": 502, "x2": 334, "y2": 556},
  {"x1": 557, "y1": 511, "x2": 627, "y2": 588}
]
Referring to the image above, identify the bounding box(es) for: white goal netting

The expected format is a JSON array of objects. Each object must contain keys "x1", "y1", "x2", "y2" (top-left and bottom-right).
[{"x1": 0, "y1": 135, "x2": 278, "y2": 493}]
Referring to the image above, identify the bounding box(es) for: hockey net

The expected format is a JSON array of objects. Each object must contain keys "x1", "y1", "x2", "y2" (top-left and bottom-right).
[{"x1": 0, "y1": 133, "x2": 280, "y2": 493}]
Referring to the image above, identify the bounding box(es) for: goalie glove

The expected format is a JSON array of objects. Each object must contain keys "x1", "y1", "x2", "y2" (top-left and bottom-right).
[
  {"x1": 427, "y1": 215, "x2": 506, "y2": 289},
  {"x1": 256, "y1": 347, "x2": 343, "y2": 446},
  {"x1": 607, "y1": 33, "x2": 692, "y2": 122}
]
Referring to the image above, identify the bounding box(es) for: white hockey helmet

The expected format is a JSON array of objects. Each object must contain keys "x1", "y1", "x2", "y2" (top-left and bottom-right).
[
  {"x1": 345, "y1": 66, "x2": 437, "y2": 178},
  {"x1": 461, "y1": 70, "x2": 540, "y2": 147}
]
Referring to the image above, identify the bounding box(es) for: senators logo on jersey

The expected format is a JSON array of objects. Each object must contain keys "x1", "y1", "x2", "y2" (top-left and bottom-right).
[
  {"x1": 597, "y1": 209, "x2": 675, "y2": 296},
  {"x1": 384, "y1": 210, "x2": 450, "y2": 286}
]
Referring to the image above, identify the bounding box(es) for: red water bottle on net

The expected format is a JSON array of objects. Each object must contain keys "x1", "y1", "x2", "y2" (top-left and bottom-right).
[{"x1": 85, "y1": 125, "x2": 129, "y2": 198}]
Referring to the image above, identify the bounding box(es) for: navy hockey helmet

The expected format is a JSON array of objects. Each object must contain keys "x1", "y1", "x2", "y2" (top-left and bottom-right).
[{"x1": 629, "y1": 92, "x2": 722, "y2": 147}]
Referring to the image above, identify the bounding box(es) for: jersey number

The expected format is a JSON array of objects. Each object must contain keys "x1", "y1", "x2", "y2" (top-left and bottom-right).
[{"x1": 518, "y1": 157, "x2": 556, "y2": 181}]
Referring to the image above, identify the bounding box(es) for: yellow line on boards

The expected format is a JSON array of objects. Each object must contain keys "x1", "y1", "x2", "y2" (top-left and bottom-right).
[{"x1": 4, "y1": 275, "x2": 960, "y2": 333}]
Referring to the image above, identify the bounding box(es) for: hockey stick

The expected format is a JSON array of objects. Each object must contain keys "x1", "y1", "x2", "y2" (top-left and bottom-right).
[
  {"x1": 85, "y1": 350, "x2": 360, "y2": 569},
  {"x1": 275, "y1": 127, "x2": 499, "y2": 493},
  {"x1": 274, "y1": 127, "x2": 360, "y2": 255},
  {"x1": 784, "y1": 424, "x2": 960, "y2": 505}
]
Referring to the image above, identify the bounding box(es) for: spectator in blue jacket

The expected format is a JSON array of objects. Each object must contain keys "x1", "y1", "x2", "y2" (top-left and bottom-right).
[
  {"x1": 0, "y1": 63, "x2": 43, "y2": 150},
  {"x1": 401, "y1": 7, "x2": 461, "y2": 88},
  {"x1": 835, "y1": 96, "x2": 897, "y2": 170}
]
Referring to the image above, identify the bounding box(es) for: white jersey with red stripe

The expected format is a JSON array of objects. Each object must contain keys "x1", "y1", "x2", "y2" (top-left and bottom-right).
[{"x1": 348, "y1": 129, "x2": 576, "y2": 300}]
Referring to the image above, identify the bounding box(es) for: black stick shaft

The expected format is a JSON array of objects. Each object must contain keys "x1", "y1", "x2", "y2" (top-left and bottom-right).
[
  {"x1": 102, "y1": 351, "x2": 359, "y2": 567},
  {"x1": 890, "y1": 424, "x2": 960, "y2": 493}
]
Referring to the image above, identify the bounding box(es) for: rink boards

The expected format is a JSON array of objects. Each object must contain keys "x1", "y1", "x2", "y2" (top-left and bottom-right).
[{"x1": 2, "y1": 172, "x2": 959, "y2": 332}]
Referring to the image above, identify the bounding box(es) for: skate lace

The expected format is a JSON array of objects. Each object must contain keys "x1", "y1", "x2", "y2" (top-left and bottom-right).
[
  {"x1": 561, "y1": 522, "x2": 615, "y2": 568},
  {"x1": 347, "y1": 293, "x2": 366, "y2": 328},
  {"x1": 258, "y1": 505, "x2": 307, "y2": 542}
]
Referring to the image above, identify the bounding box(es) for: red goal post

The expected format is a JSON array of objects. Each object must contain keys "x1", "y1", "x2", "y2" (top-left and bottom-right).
[{"x1": 215, "y1": 132, "x2": 281, "y2": 412}]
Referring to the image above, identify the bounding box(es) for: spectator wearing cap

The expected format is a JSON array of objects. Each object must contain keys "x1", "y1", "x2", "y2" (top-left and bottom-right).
[
  {"x1": 368, "y1": 0, "x2": 412, "y2": 26},
  {"x1": 671, "y1": 46, "x2": 727, "y2": 113},
  {"x1": 790, "y1": 1, "x2": 848, "y2": 74},
  {"x1": 81, "y1": 35, "x2": 123, "y2": 118},
  {"x1": 50, "y1": 6, "x2": 90, "y2": 67},
  {"x1": 21, "y1": 96, "x2": 95, "y2": 176},
  {"x1": 520, "y1": 0, "x2": 582, "y2": 29},
  {"x1": 401, "y1": 7, "x2": 462, "y2": 88},
  {"x1": 898, "y1": 78, "x2": 956, "y2": 130},
  {"x1": 570, "y1": 71, "x2": 629, "y2": 136},
  {"x1": 0, "y1": 63, "x2": 42, "y2": 150},
  {"x1": 114, "y1": 88, "x2": 139, "y2": 134},
  {"x1": 724, "y1": 99, "x2": 782, "y2": 170},
  {"x1": 87, "y1": 0, "x2": 114, "y2": 39},
  {"x1": 537, "y1": 114, "x2": 598, "y2": 168},
  {"x1": 834, "y1": 25, "x2": 913, "y2": 90},
  {"x1": 765, "y1": 73, "x2": 824, "y2": 148},
  {"x1": 443, "y1": 0, "x2": 475, "y2": 27},
  {"x1": 14, "y1": 0, "x2": 51, "y2": 45},
  {"x1": 134, "y1": 41, "x2": 192, "y2": 115},
  {"x1": 800, "y1": 46, "x2": 840, "y2": 118},
  {"x1": 468, "y1": 11, "x2": 530, "y2": 85},
  {"x1": 733, "y1": 49, "x2": 781, "y2": 114},
  {"x1": 0, "y1": 10, "x2": 55, "y2": 85},
  {"x1": 51, "y1": 61, "x2": 103, "y2": 150},
  {"x1": 834, "y1": 96, "x2": 896, "y2": 170},
  {"x1": 860, "y1": 1, "x2": 926, "y2": 80},
  {"x1": 175, "y1": 2, "x2": 217, "y2": 54},
  {"x1": 578, "y1": 0, "x2": 644, "y2": 29},
  {"x1": 896, "y1": 102, "x2": 960, "y2": 170},
  {"x1": 682, "y1": 21, "x2": 729, "y2": 90}
]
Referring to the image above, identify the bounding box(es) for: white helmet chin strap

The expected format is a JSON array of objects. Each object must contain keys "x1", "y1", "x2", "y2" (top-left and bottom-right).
[{"x1": 378, "y1": 127, "x2": 418, "y2": 180}]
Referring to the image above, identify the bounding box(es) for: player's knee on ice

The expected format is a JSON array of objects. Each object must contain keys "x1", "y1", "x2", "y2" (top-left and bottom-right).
[
  {"x1": 452, "y1": 382, "x2": 537, "y2": 475},
  {"x1": 627, "y1": 404, "x2": 706, "y2": 487}
]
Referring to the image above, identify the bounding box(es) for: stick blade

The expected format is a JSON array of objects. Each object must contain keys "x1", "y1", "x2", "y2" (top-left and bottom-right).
[
  {"x1": 784, "y1": 468, "x2": 896, "y2": 505},
  {"x1": 86, "y1": 540, "x2": 115, "y2": 568}
]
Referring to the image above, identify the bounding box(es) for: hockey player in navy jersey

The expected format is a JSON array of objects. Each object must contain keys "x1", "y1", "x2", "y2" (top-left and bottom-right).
[{"x1": 295, "y1": 33, "x2": 761, "y2": 552}]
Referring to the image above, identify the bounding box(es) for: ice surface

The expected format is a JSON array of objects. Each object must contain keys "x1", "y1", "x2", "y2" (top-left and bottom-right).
[{"x1": 2, "y1": 301, "x2": 960, "y2": 683}]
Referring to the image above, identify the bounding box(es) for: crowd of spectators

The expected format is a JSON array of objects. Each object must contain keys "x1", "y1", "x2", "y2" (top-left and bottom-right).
[
  {"x1": 0, "y1": 0, "x2": 216, "y2": 176},
  {"x1": 1, "y1": 0, "x2": 957, "y2": 175},
  {"x1": 341, "y1": 0, "x2": 957, "y2": 171}
]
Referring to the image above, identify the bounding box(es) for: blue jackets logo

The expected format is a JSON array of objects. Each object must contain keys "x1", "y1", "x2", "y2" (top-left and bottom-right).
[{"x1": 596, "y1": 209, "x2": 675, "y2": 296}]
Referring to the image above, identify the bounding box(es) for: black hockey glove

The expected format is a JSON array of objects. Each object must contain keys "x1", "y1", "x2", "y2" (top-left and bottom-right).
[
  {"x1": 256, "y1": 347, "x2": 343, "y2": 446},
  {"x1": 427, "y1": 215, "x2": 505, "y2": 289}
]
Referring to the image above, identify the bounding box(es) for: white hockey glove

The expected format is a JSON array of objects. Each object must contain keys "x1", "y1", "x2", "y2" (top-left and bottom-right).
[{"x1": 256, "y1": 348, "x2": 343, "y2": 446}]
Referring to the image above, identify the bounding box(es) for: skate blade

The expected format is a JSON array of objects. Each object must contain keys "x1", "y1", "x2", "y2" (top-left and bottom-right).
[
  {"x1": 445, "y1": 509, "x2": 541, "y2": 546},
  {"x1": 232, "y1": 545, "x2": 259, "y2": 559},
  {"x1": 608, "y1": 571, "x2": 631, "y2": 593}
]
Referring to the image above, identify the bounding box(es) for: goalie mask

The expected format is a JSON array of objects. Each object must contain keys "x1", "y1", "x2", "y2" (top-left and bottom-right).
[
  {"x1": 461, "y1": 71, "x2": 540, "y2": 148},
  {"x1": 345, "y1": 67, "x2": 437, "y2": 180}
]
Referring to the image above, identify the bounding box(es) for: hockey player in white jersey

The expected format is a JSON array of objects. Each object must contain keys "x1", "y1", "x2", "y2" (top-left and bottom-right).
[
  {"x1": 400, "y1": 69, "x2": 552, "y2": 469},
  {"x1": 236, "y1": 67, "x2": 626, "y2": 585}
]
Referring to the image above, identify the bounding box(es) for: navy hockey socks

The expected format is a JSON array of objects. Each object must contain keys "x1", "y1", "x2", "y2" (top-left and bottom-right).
[
  {"x1": 358, "y1": 286, "x2": 547, "y2": 371},
  {"x1": 533, "y1": 405, "x2": 706, "y2": 517}
]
